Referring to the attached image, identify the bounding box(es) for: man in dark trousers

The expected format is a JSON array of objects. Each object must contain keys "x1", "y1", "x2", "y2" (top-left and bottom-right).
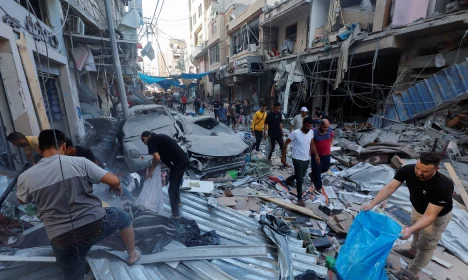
[
  {"x1": 194, "y1": 97, "x2": 201, "y2": 115},
  {"x1": 265, "y1": 102, "x2": 284, "y2": 161},
  {"x1": 213, "y1": 98, "x2": 221, "y2": 120},
  {"x1": 310, "y1": 119, "x2": 334, "y2": 194},
  {"x1": 141, "y1": 131, "x2": 188, "y2": 219},
  {"x1": 17, "y1": 129, "x2": 140, "y2": 279},
  {"x1": 282, "y1": 117, "x2": 320, "y2": 206},
  {"x1": 363, "y1": 152, "x2": 453, "y2": 280}
]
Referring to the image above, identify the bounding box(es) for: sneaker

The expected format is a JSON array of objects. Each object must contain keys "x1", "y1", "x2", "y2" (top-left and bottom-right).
[{"x1": 297, "y1": 199, "x2": 305, "y2": 207}]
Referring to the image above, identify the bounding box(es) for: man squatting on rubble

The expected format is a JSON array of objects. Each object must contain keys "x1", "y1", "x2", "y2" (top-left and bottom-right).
[
  {"x1": 142, "y1": 131, "x2": 189, "y2": 218},
  {"x1": 282, "y1": 117, "x2": 320, "y2": 206},
  {"x1": 7, "y1": 132, "x2": 41, "y2": 165},
  {"x1": 363, "y1": 152, "x2": 453, "y2": 280},
  {"x1": 17, "y1": 129, "x2": 140, "y2": 279},
  {"x1": 311, "y1": 119, "x2": 334, "y2": 194},
  {"x1": 265, "y1": 102, "x2": 284, "y2": 161}
]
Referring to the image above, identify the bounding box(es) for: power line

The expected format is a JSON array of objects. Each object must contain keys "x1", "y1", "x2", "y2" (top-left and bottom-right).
[
  {"x1": 138, "y1": 0, "x2": 160, "y2": 40},
  {"x1": 158, "y1": 17, "x2": 190, "y2": 22},
  {"x1": 153, "y1": 28, "x2": 171, "y2": 76},
  {"x1": 155, "y1": 0, "x2": 165, "y2": 25}
]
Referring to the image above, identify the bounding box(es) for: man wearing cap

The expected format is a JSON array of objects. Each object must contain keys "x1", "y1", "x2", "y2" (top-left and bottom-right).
[{"x1": 290, "y1": 107, "x2": 309, "y2": 131}]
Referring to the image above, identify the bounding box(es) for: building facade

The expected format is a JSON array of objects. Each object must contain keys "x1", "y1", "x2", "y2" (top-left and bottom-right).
[
  {"x1": 186, "y1": 0, "x2": 468, "y2": 122},
  {"x1": 0, "y1": 0, "x2": 139, "y2": 172}
]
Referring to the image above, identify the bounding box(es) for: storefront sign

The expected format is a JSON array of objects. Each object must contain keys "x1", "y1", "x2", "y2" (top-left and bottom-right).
[{"x1": 25, "y1": 16, "x2": 59, "y2": 49}]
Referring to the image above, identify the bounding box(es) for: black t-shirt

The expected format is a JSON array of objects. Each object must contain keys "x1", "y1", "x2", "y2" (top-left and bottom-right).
[
  {"x1": 315, "y1": 110, "x2": 328, "y2": 119},
  {"x1": 265, "y1": 111, "x2": 283, "y2": 137},
  {"x1": 213, "y1": 100, "x2": 220, "y2": 109},
  {"x1": 394, "y1": 165, "x2": 453, "y2": 216},
  {"x1": 235, "y1": 104, "x2": 242, "y2": 114},
  {"x1": 76, "y1": 146, "x2": 98, "y2": 164},
  {"x1": 194, "y1": 100, "x2": 201, "y2": 107},
  {"x1": 242, "y1": 105, "x2": 251, "y2": 115},
  {"x1": 147, "y1": 134, "x2": 188, "y2": 169}
]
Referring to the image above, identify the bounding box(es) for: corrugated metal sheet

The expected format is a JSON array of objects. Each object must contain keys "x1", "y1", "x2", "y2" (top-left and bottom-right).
[
  {"x1": 1, "y1": 191, "x2": 326, "y2": 280},
  {"x1": 383, "y1": 58, "x2": 468, "y2": 122},
  {"x1": 86, "y1": 191, "x2": 325, "y2": 280}
]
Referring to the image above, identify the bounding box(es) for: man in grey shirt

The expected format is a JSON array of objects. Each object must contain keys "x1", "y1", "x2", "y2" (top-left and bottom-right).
[{"x1": 17, "y1": 129, "x2": 140, "y2": 279}]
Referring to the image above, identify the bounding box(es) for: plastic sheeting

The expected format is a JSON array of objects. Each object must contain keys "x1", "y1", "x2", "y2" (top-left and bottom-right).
[
  {"x1": 136, "y1": 166, "x2": 164, "y2": 214},
  {"x1": 339, "y1": 163, "x2": 395, "y2": 192},
  {"x1": 440, "y1": 207, "x2": 468, "y2": 263},
  {"x1": 86, "y1": 118, "x2": 123, "y2": 166},
  {"x1": 77, "y1": 84, "x2": 98, "y2": 104},
  {"x1": 80, "y1": 102, "x2": 104, "y2": 118},
  {"x1": 336, "y1": 211, "x2": 401, "y2": 280}
]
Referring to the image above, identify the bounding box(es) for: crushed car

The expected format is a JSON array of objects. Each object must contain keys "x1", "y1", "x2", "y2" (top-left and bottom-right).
[
  {"x1": 122, "y1": 105, "x2": 185, "y2": 172},
  {"x1": 174, "y1": 115, "x2": 249, "y2": 173}
]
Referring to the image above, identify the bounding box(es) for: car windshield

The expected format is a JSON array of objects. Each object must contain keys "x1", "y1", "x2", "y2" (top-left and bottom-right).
[
  {"x1": 134, "y1": 107, "x2": 167, "y2": 116},
  {"x1": 194, "y1": 118, "x2": 219, "y2": 130}
]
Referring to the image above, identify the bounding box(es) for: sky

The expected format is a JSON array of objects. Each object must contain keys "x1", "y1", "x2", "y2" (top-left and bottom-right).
[{"x1": 139, "y1": 0, "x2": 191, "y2": 75}]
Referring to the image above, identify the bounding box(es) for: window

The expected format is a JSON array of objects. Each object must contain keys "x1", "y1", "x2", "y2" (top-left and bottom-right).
[
  {"x1": 192, "y1": 14, "x2": 196, "y2": 25},
  {"x1": 230, "y1": 18, "x2": 260, "y2": 56},
  {"x1": 198, "y1": 4, "x2": 202, "y2": 18},
  {"x1": 20, "y1": 0, "x2": 49, "y2": 23},
  {"x1": 212, "y1": 21, "x2": 217, "y2": 35},
  {"x1": 286, "y1": 23, "x2": 297, "y2": 41},
  {"x1": 209, "y1": 43, "x2": 220, "y2": 65}
]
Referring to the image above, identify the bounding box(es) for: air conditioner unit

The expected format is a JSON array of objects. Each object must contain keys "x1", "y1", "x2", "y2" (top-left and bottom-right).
[{"x1": 69, "y1": 16, "x2": 85, "y2": 35}]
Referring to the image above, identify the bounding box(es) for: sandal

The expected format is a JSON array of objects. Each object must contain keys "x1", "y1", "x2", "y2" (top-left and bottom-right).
[{"x1": 394, "y1": 248, "x2": 416, "y2": 260}]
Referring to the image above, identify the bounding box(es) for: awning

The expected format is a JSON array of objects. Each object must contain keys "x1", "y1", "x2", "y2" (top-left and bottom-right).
[
  {"x1": 138, "y1": 73, "x2": 167, "y2": 84},
  {"x1": 175, "y1": 72, "x2": 210, "y2": 79}
]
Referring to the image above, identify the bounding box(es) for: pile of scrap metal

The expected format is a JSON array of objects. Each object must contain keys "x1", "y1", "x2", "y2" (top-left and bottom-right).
[{"x1": 331, "y1": 121, "x2": 455, "y2": 168}]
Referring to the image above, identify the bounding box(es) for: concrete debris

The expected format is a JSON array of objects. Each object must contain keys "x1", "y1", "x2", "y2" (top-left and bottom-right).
[{"x1": 3, "y1": 104, "x2": 468, "y2": 280}]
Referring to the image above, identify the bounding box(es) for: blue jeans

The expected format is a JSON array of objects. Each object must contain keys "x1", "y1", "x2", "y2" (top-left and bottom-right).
[
  {"x1": 311, "y1": 155, "x2": 331, "y2": 191},
  {"x1": 52, "y1": 207, "x2": 132, "y2": 280}
]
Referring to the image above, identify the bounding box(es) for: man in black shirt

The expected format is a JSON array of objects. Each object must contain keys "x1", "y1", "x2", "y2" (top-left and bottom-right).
[
  {"x1": 213, "y1": 98, "x2": 221, "y2": 120},
  {"x1": 242, "y1": 100, "x2": 251, "y2": 129},
  {"x1": 141, "y1": 131, "x2": 188, "y2": 218},
  {"x1": 194, "y1": 97, "x2": 201, "y2": 115},
  {"x1": 313, "y1": 107, "x2": 328, "y2": 126},
  {"x1": 265, "y1": 102, "x2": 284, "y2": 161},
  {"x1": 65, "y1": 138, "x2": 102, "y2": 167},
  {"x1": 363, "y1": 152, "x2": 453, "y2": 279},
  {"x1": 233, "y1": 100, "x2": 243, "y2": 129}
]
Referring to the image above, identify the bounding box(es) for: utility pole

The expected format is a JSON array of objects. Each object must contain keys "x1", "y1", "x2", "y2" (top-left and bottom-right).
[{"x1": 104, "y1": 0, "x2": 129, "y2": 120}]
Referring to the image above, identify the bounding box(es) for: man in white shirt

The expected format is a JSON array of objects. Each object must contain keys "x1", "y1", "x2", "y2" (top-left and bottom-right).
[
  {"x1": 290, "y1": 107, "x2": 309, "y2": 131},
  {"x1": 282, "y1": 117, "x2": 320, "y2": 206}
]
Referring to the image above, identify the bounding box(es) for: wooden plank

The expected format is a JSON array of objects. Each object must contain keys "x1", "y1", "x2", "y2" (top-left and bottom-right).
[
  {"x1": 16, "y1": 32, "x2": 50, "y2": 130},
  {"x1": 431, "y1": 255, "x2": 453, "y2": 268},
  {"x1": 0, "y1": 255, "x2": 56, "y2": 263},
  {"x1": 373, "y1": 0, "x2": 392, "y2": 32},
  {"x1": 444, "y1": 163, "x2": 468, "y2": 208},
  {"x1": 260, "y1": 197, "x2": 325, "y2": 220}
]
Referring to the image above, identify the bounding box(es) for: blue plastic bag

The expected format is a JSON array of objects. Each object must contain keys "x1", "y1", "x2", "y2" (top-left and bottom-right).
[{"x1": 336, "y1": 211, "x2": 401, "y2": 280}]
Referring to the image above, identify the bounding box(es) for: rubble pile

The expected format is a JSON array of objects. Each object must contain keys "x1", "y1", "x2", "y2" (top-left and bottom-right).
[{"x1": 1, "y1": 111, "x2": 468, "y2": 279}]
